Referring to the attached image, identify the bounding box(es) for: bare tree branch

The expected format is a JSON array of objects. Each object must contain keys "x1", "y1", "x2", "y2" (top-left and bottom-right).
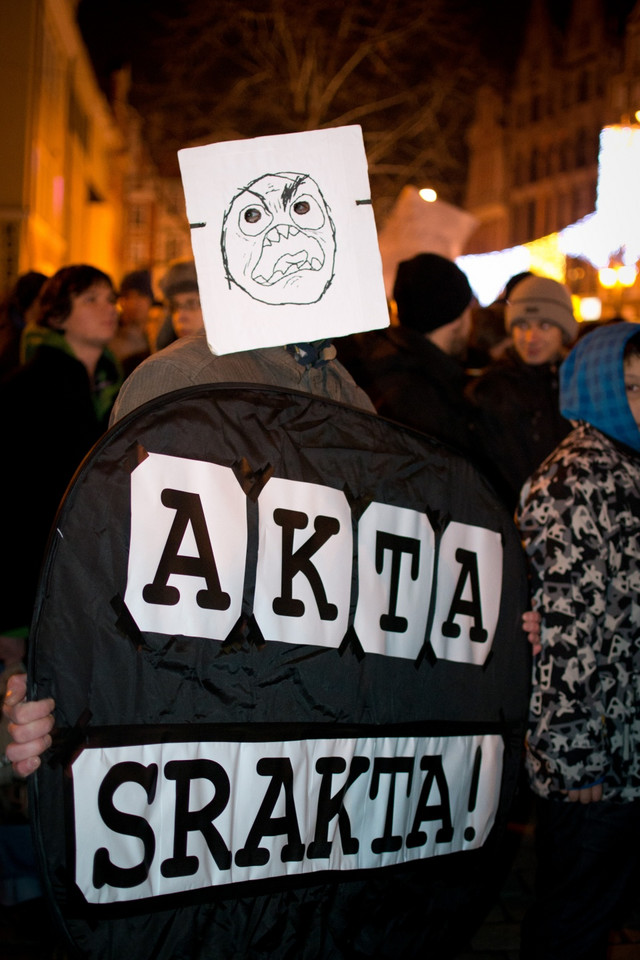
[{"x1": 131, "y1": 0, "x2": 491, "y2": 217}]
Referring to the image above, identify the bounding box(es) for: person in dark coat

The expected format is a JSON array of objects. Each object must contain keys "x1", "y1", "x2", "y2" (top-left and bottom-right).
[
  {"x1": 337, "y1": 252, "x2": 479, "y2": 458},
  {"x1": 467, "y1": 275, "x2": 578, "y2": 510},
  {"x1": 0, "y1": 265, "x2": 123, "y2": 639}
]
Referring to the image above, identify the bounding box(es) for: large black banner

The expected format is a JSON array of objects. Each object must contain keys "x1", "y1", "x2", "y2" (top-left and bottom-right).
[{"x1": 28, "y1": 384, "x2": 530, "y2": 959}]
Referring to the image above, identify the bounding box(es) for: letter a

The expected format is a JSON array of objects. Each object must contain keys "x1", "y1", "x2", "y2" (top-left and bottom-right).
[
  {"x1": 441, "y1": 548, "x2": 487, "y2": 643},
  {"x1": 143, "y1": 488, "x2": 231, "y2": 609}
]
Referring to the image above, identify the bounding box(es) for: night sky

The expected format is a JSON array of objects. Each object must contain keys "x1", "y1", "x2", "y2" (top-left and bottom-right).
[
  {"x1": 75, "y1": 0, "x2": 638, "y2": 203},
  {"x1": 77, "y1": 0, "x2": 528, "y2": 89},
  {"x1": 77, "y1": 0, "x2": 636, "y2": 90}
]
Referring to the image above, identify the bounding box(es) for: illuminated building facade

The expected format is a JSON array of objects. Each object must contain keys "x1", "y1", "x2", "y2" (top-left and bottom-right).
[
  {"x1": 0, "y1": 0, "x2": 190, "y2": 300},
  {"x1": 110, "y1": 69, "x2": 192, "y2": 282},
  {"x1": 465, "y1": 0, "x2": 634, "y2": 257},
  {"x1": 0, "y1": 0, "x2": 125, "y2": 296}
]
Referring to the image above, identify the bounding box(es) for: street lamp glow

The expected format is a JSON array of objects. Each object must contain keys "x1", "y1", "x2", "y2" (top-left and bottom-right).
[
  {"x1": 419, "y1": 188, "x2": 437, "y2": 203},
  {"x1": 578, "y1": 297, "x2": 602, "y2": 321},
  {"x1": 598, "y1": 267, "x2": 618, "y2": 288},
  {"x1": 598, "y1": 264, "x2": 638, "y2": 289},
  {"x1": 617, "y1": 264, "x2": 637, "y2": 287}
]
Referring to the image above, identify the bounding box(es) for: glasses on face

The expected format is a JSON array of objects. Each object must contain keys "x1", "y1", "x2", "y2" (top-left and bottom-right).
[{"x1": 170, "y1": 297, "x2": 201, "y2": 313}]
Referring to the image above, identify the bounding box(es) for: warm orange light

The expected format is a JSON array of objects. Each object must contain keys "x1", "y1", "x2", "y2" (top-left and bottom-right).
[
  {"x1": 598, "y1": 264, "x2": 638, "y2": 288},
  {"x1": 617, "y1": 264, "x2": 637, "y2": 287},
  {"x1": 419, "y1": 188, "x2": 437, "y2": 203},
  {"x1": 598, "y1": 267, "x2": 618, "y2": 288},
  {"x1": 577, "y1": 297, "x2": 602, "y2": 321}
]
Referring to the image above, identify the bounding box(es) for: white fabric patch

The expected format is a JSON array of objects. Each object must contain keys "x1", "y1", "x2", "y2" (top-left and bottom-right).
[{"x1": 72, "y1": 732, "x2": 504, "y2": 904}]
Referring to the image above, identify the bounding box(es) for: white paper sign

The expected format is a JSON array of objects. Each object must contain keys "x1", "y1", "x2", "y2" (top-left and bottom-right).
[{"x1": 178, "y1": 126, "x2": 389, "y2": 355}]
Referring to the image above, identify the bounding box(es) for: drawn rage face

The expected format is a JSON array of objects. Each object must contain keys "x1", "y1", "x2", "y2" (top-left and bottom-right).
[{"x1": 221, "y1": 173, "x2": 336, "y2": 305}]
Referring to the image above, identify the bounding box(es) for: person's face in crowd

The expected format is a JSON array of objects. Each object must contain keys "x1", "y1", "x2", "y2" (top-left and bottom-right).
[
  {"x1": 427, "y1": 306, "x2": 472, "y2": 358},
  {"x1": 119, "y1": 290, "x2": 152, "y2": 327},
  {"x1": 511, "y1": 316, "x2": 565, "y2": 365},
  {"x1": 449, "y1": 306, "x2": 472, "y2": 358},
  {"x1": 624, "y1": 352, "x2": 640, "y2": 427},
  {"x1": 63, "y1": 281, "x2": 119, "y2": 354},
  {"x1": 170, "y1": 292, "x2": 205, "y2": 338}
]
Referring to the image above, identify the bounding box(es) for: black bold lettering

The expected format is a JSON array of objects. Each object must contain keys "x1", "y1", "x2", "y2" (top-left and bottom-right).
[
  {"x1": 142, "y1": 488, "x2": 231, "y2": 610},
  {"x1": 375, "y1": 532, "x2": 421, "y2": 632},
  {"x1": 307, "y1": 755, "x2": 370, "y2": 859},
  {"x1": 160, "y1": 759, "x2": 232, "y2": 878},
  {"x1": 441, "y1": 547, "x2": 487, "y2": 643},
  {"x1": 406, "y1": 755, "x2": 454, "y2": 847},
  {"x1": 92, "y1": 762, "x2": 158, "y2": 890},
  {"x1": 272, "y1": 509, "x2": 339, "y2": 620},
  {"x1": 235, "y1": 757, "x2": 304, "y2": 867},
  {"x1": 369, "y1": 757, "x2": 414, "y2": 854}
]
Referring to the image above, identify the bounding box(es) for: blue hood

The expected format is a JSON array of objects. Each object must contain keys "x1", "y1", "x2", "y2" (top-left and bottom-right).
[{"x1": 560, "y1": 321, "x2": 640, "y2": 452}]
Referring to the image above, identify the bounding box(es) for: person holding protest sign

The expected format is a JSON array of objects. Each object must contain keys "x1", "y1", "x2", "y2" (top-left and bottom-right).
[{"x1": 2, "y1": 128, "x2": 533, "y2": 960}]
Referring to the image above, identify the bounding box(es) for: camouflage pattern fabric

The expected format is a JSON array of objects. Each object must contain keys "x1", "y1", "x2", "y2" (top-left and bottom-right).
[{"x1": 518, "y1": 423, "x2": 640, "y2": 802}]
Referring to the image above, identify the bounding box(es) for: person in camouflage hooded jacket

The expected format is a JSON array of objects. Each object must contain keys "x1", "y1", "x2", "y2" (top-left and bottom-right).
[{"x1": 517, "y1": 321, "x2": 640, "y2": 959}]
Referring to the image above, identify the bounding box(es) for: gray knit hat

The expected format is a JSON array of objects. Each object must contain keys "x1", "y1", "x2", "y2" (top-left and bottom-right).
[{"x1": 506, "y1": 275, "x2": 577, "y2": 344}]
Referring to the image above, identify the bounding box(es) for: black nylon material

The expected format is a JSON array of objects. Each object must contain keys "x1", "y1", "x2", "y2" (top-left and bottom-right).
[{"x1": 28, "y1": 384, "x2": 530, "y2": 960}]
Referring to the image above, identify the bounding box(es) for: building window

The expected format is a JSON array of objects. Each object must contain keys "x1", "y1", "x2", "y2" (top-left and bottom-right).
[
  {"x1": 68, "y1": 87, "x2": 91, "y2": 153},
  {"x1": 513, "y1": 152, "x2": 525, "y2": 187},
  {"x1": 531, "y1": 93, "x2": 542, "y2": 122},
  {"x1": 166, "y1": 236, "x2": 179, "y2": 261},
  {"x1": 530, "y1": 148, "x2": 540, "y2": 182},
  {"x1": 559, "y1": 140, "x2": 571, "y2": 172},
  {"x1": 527, "y1": 199, "x2": 537, "y2": 239},
  {"x1": 577, "y1": 70, "x2": 589, "y2": 103},
  {"x1": 129, "y1": 205, "x2": 148, "y2": 228},
  {"x1": 575, "y1": 128, "x2": 588, "y2": 168},
  {"x1": 546, "y1": 89, "x2": 556, "y2": 117},
  {"x1": 577, "y1": 22, "x2": 590, "y2": 48},
  {"x1": 546, "y1": 145, "x2": 556, "y2": 177},
  {"x1": 129, "y1": 242, "x2": 147, "y2": 267}
]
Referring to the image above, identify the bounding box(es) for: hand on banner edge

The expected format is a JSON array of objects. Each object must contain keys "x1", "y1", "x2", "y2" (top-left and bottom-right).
[
  {"x1": 522, "y1": 610, "x2": 541, "y2": 655},
  {"x1": 3, "y1": 673, "x2": 55, "y2": 778}
]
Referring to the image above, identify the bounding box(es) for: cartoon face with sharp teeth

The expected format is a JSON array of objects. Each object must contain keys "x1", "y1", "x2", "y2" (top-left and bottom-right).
[{"x1": 221, "y1": 172, "x2": 336, "y2": 305}]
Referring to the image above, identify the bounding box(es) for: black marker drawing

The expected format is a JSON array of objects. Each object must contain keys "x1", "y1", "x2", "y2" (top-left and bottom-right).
[{"x1": 221, "y1": 172, "x2": 336, "y2": 305}]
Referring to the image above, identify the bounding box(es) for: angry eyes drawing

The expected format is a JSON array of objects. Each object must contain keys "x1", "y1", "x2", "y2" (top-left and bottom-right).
[{"x1": 221, "y1": 173, "x2": 336, "y2": 305}]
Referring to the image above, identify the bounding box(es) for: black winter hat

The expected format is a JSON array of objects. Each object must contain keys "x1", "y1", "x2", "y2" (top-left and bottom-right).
[{"x1": 393, "y1": 253, "x2": 473, "y2": 333}]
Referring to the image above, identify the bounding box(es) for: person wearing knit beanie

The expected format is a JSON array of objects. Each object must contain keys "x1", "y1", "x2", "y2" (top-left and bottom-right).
[
  {"x1": 505, "y1": 275, "x2": 578, "y2": 366},
  {"x1": 393, "y1": 253, "x2": 473, "y2": 357},
  {"x1": 466, "y1": 273, "x2": 575, "y2": 508},
  {"x1": 335, "y1": 252, "x2": 480, "y2": 457}
]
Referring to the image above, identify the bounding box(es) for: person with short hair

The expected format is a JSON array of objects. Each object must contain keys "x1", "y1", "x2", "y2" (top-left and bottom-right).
[
  {"x1": 518, "y1": 322, "x2": 640, "y2": 959},
  {"x1": 0, "y1": 264, "x2": 122, "y2": 640},
  {"x1": 111, "y1": 269, "x2": 154, "y2": 373},
  {"x1": 467, "y1": 275, "x2": 577, "y2": 508},
  {"x1": 0, "y1": 271, "x2": 48, "y2": 378},
  {"x1": 155, "y1": 260, "x2": 206, "y2": 350}
]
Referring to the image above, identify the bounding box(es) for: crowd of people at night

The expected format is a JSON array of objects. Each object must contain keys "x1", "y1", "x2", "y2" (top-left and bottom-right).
[{"x1": 1, "y1": 244, "x2": 639, "y2": 960}]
